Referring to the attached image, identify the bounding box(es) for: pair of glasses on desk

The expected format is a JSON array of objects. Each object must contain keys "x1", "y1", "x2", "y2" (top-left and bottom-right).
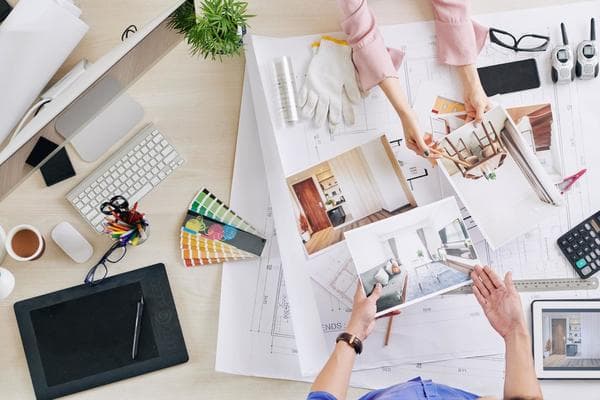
[
  {"x1": 85, "y1": 241, "x2": 127, "y2": 286},
  {"x1": 490, "y1": 28, "x2": 550, "y2": 52}
]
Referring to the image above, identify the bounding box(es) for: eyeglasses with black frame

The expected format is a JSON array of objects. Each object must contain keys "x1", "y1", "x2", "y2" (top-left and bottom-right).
[
  {"x1": 84, "y1": 241, "x2": 128, "y2": 286},
  {"x1": 489, "y1": 28, "x2": 550, "y2": 52}
]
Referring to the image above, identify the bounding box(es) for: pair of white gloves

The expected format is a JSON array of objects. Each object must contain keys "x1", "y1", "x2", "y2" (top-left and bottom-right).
[{"x1": 298, "y1": 36, "x2": 361, "y2": 129}]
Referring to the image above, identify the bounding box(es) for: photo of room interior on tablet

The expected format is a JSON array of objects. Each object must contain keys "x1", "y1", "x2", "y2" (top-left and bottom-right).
[
  {"x1": 286, "y1": 135, "x2": 415, "y2": 256},
  {"x1": 542, "y1": 309, "x2": 600, "y2": 370},
  {"x1": 344, "y1": 197, "x2": 477, "y2": 315}
]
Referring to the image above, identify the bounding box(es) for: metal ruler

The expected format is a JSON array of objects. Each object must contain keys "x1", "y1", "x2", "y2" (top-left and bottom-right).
[{"x1": 449, "y1": 277, "x2": 599, "y2": 294}]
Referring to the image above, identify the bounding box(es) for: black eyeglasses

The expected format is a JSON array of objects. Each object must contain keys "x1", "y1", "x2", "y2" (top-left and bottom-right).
[
  {"x1": 84, "y1": 241, "x2": 128, "y2": 286},
  {"x1": 489, "y1": 28, "x2": 550, "y2": 52}
]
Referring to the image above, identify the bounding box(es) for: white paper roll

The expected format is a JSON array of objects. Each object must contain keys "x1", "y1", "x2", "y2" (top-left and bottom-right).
[{"x1": 0, "y1": 0, "x2": 89, "y2": 144}]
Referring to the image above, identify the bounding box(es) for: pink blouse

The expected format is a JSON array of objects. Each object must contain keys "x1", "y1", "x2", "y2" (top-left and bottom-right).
[{"x1": 337, "y1": 0, "x2": 488, "y2": 90}]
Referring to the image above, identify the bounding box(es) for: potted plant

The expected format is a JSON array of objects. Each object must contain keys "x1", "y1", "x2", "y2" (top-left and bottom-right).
[
  {"x1": 544, "y1": 339, "x2": 552, "y2": 358},
  {"x1": 169, "y1": 0, "x2": 253, "y2": 60},
  {"x1": 298, "y1": 214, "x2": 311, "y2": 242}
]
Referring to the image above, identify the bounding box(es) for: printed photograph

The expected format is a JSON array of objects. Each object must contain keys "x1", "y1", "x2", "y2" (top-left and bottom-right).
[
  {"x1": 344, "y1": 197, "x2": 477, "y2": 314},
  {"x1": 435, "y1": 106, "x2": 561, "y2": 249},
  {"x1": 286, "y1": 135, "x2": 416, "y2": 256},
  {"x1": 542, "y1": 310, "x2": 600, "y2": 370}
]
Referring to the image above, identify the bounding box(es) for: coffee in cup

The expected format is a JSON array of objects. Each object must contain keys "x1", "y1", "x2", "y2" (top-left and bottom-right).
[{"x1": 5, "y1": 225, "x2": 45, "y2": 262}]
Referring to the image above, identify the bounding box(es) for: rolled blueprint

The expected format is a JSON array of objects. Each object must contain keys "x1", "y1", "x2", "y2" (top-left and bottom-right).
[{"x1": 0, "y1": 0, "x2": 88, "y2": 144}]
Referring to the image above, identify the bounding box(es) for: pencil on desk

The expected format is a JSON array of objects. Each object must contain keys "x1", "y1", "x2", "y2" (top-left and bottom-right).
[{"x1": 384, "y1": 316, "x2": 393, "y2": 346}]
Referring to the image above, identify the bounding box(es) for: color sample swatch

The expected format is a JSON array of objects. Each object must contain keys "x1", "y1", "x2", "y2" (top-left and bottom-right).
[
  {"x1": 180, "y1": 188, "x2": 265, "y2": 267},
  {"x1": 189, "y1": 188, "x2": 260, "y2": 235}
]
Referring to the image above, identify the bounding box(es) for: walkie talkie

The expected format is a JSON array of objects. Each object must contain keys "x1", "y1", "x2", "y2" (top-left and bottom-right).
[
  {"x1": 576, "y1": 18, "x2": 599, "y2": 79},
  {"x1": 551, "y1": 23, "x2": 575, "y2": 84}
]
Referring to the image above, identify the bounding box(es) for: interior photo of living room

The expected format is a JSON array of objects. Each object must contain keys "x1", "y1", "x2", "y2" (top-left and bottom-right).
[
  {"x1": 543, "y1": 310, "x2": 600, "y2": 370},
  {"x1": 286, "y1": 135, "x2": 416, "y2": 256},
  {"x1": 345, "y1": 197, "x2": 477, "y2": 314}
]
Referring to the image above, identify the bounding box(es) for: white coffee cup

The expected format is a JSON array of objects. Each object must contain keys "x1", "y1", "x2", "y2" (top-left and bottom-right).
[{"x1": 5, "y1": 225, "x2": 45, "y2": 262}]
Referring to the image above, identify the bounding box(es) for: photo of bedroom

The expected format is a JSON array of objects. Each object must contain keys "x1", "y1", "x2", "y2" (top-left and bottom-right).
[
  {"x1": 345, "y1": 197, "x2": 477, "y2": 315},
  {"x1": 286, "y1": 135, "x2": 416, "y2": 256},
  {"x1": 542, "y1": 310, "x2": 600, "y2": 370}
]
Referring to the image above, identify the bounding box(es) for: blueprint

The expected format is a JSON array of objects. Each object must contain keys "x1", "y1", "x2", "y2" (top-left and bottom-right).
[{"x1": 216, "y1": 77, "x2": 506, "y2": 396}]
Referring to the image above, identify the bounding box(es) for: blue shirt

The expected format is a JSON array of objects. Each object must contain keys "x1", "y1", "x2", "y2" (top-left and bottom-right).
[{"x1": 308, "y1": 377, "x2": 479, "y2": 400}]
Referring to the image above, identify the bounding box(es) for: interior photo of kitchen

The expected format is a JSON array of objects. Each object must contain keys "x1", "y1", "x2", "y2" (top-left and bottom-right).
[
  {"x1": 286, "y1": 135, "x2": 416, "y2": 256},
  {"x1": 543, "y1": 310, "x2": 600, "y2": 369}
]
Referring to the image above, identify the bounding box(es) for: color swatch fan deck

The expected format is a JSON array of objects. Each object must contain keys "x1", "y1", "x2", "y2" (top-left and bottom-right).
[{"x1": 180, "y1": 188, "x2": 266, "y2": 266}]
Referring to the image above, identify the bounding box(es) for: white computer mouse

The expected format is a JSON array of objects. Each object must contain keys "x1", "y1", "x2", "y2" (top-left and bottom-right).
[{"x1": 51, "y1": 222, "x2": 94, "y2": 263}]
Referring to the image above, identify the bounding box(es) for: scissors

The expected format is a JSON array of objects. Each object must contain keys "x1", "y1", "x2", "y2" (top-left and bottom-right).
[{"x1": 100, "y1": 195, "x2": 130, "y2": 216}]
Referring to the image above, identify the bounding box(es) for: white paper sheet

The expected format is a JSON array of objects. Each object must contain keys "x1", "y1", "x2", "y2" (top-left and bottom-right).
[{"x1": 0, "y1": 0, "x2": 88, "y2": 143}]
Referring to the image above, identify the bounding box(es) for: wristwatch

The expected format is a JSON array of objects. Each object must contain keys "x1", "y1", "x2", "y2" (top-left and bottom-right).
[{"x1": 336, "y1": 332, "x2": 363, "y2": 354}]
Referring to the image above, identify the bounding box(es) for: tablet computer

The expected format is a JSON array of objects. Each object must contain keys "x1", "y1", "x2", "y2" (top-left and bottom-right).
[
  {"x1": 14, "y1": 263, "x2": 188, "y2": 399},
  {"x1": 532, "y1": 299, "x2": 600, "y2": 379}
]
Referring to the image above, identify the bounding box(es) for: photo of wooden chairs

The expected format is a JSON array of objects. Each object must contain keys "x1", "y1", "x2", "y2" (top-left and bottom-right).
[{"x1": 441, "y1": 119, "x2": 508, "y2": 180}]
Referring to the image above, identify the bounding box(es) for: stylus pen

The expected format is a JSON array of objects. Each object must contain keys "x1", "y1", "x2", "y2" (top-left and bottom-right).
[{"x1": 132, "y1": 296, "x2": 144, "y2": 360}]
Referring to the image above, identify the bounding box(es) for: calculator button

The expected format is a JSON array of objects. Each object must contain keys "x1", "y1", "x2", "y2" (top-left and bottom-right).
[
  {"x1": 585, "y1": 223, "x2": 592, "y2": 230},
  {"x1": 584, "y1": 235, "x2": 591, "y2": 242},
  {"x1": 592, "y1": 252, "x2": 597, "y2": 259},
  {"x1": 581, "y1": 266, "x2": 592, "y2": 275},
  {"x1": 586, "y1": 255, "x2": 592, "y2": 263},
  {"x1": 591, "y1": 231, "x2": 597, "y2": 238},
  {"x1": 596, "y1": 238, "x2": 600, "y2": 245},
  {"x1": 596, "y1": 260, "x2": 600, "y2": 268},
  {"x1": 566, "y1": 247, "x2": 573, "y2": 253},
  {"x1": 560, "y1": 239, "x2": 569, "y2": 246},
  {"x1": 576, "y1": 258, "x2": 588, "y2": 269},
  {"x1": 577, "y1": 250, "x2": 584, "y2": 257},
  {"x1": 567, "y1": 235, "x2": 575, "y2": 242},
  {"x1": 584, "y1": 247, "x2": 591, "y2": 253},
  {"x1": 596, "y1": 249, "x2": 600, "y2": 256}
]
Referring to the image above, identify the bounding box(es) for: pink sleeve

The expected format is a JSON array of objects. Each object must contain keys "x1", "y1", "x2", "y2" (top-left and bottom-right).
[
  {"x1": 337, "y1": 0, "x2": 405, "y2": 91},
  {"x1": 431, "y1": 0, "x2": 488, "y2": 65}
]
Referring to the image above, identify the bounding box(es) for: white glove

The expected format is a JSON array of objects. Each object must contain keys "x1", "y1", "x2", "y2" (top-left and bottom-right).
[{"x1": 298, "y1": 36, "x2": 361, "y2": 128}]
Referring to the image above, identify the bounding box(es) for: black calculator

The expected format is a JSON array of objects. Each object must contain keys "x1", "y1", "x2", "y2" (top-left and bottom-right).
[{"x1": 557, "y1": 211, "x2": 600, "y2": 279}]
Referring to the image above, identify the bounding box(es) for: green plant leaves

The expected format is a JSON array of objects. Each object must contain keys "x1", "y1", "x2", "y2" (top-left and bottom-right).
[{"x1": 168, "y1": 0, "x2": 254, "y2": 61}]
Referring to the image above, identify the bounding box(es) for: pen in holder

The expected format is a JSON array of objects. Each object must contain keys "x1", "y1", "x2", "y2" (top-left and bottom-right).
[{"x1": 84, "y1": 195, "x2": 149, "y2": 286}]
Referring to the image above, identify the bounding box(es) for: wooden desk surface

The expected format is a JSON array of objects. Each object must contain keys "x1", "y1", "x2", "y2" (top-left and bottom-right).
[{"x1": 0, "y1": 0, "x2": 593, "y2": 398}]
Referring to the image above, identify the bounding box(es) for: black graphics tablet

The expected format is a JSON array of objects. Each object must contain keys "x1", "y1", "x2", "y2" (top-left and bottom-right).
[{"x1": 14, "y1": 263, "x2": 188, "y2": 400}]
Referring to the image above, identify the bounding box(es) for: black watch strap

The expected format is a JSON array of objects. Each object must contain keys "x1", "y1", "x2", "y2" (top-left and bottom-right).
[{"x1": 336, "y1": 332, "x2": 363, "y2": 354}]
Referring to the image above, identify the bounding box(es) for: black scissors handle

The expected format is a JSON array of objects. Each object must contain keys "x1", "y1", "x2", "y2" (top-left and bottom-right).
[{"x1": 100, "y1": 195, "x2": 130, "y2": 215}]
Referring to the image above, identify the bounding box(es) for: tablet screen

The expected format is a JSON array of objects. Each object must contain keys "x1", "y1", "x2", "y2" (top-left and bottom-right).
[
  {"x1": 541, "y1": 308, "x2": 600, "y2": 371},
  {"x1": 30, "y1": 283, "x2": 159, "y2": 387}
]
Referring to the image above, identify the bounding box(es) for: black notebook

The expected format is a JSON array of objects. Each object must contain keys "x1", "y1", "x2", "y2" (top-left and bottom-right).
[{"x1": 14, "y1": 264, "x2": 188, "y2": 400}]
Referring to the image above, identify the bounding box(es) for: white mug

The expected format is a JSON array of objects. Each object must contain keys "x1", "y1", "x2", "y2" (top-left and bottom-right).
[{"x1": 5, "y1": 225, "x2": 45, "y2": 262}]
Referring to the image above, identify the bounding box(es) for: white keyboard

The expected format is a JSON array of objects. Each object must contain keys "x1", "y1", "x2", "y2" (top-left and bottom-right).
[{"x1": 67, "y1": 123, "x2": 185, "y2": 232}]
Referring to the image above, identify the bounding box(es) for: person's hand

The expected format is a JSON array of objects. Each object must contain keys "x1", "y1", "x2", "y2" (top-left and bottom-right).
[
  {"x1": 401, "y1": 109, "x2": 440, "y2": 162},
  {"x1": 471, "y1": 265, "x2": 527, "y2": 339},
  {"x1": 458, "y1": 64, "x2": 492, "y2": 123},
  {"x1": 346, "y1": 282, "x2": 382, "y2": 341}
]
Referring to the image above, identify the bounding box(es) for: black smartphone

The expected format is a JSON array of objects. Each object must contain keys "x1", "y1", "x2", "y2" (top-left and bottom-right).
[
  {"x1": 0, "y1": 0, "x2": 11, "y2": 24},
  {"x1": 477, "y1": 58, "x2": 541, "y2": 96}
]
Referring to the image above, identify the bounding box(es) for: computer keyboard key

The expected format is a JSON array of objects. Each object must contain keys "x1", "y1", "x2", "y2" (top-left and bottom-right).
[{"x1": 130, "y1": 184, "x2": 153, "y2": 204}]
